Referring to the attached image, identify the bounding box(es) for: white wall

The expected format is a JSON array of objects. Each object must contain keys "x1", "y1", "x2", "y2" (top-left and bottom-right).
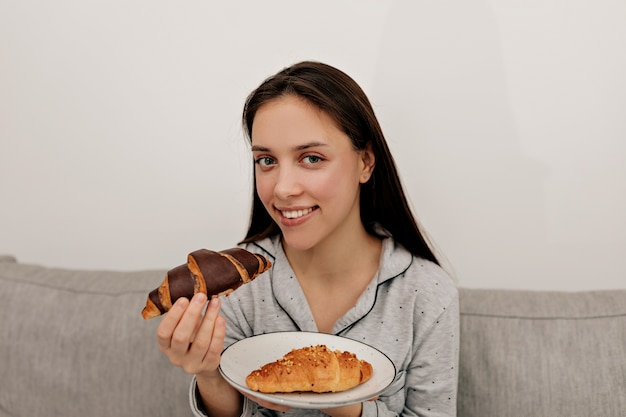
[{"x1": 1, "y1": 0, "x2": 624, "y2": 290}]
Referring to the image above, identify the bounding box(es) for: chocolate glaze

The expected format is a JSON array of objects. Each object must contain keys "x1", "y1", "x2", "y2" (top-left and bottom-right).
[
  {"x1": 167, "y1": 263, "x2": 195, "y2": 305},
  {"x1": 189, "y1": 249, "x2": 244, "y2": 295},
  {"x1": 221, "y1": 248, "x2": 268, "y2": 276},
  {"x1": 148, "y1": 288, "x2": 164, "y2": 313}
]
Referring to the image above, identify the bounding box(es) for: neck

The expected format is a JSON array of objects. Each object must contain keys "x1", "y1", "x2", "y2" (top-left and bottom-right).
[{"x1": 282, "y1": 223, "x2": 381, "y2": 285}]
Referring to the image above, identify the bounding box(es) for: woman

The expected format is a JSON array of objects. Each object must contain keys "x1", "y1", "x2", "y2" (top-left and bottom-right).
[{"x1": 157, "y1": 61, "x2": 459, "y2": 417}]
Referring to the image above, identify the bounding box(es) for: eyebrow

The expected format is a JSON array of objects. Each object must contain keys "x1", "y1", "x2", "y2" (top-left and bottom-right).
[{"x1": 251, "y1": 142, "x2": 328, "y2": 152}]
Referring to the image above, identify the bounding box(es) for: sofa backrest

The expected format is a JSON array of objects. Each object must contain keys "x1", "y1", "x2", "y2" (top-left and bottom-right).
[
  {"x1": 458, "y1": 287, "x2": 626, "y2": 417},
  {"x1": 2, "y1": 255, "x2": 625, "y2": 417},
  {"x1": 0, "y1": 255, "x2": 193, "y2": 417}
]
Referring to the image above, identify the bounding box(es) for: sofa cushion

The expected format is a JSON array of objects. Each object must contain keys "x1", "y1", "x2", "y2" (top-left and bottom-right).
[
  {"x1": 458, "y1": 288, "x2": 626, "y2": 417},
  {"x1": 0, "y1": 256, "x2": 193, "y2": 417}
]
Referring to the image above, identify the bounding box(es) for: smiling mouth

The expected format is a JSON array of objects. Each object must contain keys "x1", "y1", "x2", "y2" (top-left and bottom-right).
[{"x1": 280, "y1": 207, "x2": 317, "y2": 219}]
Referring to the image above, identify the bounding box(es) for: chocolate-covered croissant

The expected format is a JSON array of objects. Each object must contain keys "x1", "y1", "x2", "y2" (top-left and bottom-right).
[{"x1": 141, "y1": 248, "x2": 271, "y2": 319}]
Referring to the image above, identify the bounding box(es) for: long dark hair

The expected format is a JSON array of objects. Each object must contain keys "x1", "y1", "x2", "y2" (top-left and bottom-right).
[{"x1": 239, "y1": 61, "x2": 439, "y2": 265}]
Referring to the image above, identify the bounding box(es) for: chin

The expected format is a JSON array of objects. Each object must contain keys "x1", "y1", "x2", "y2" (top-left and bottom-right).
[{"x1": 280, "y1": 230, "x2": 319, "y2": 252}]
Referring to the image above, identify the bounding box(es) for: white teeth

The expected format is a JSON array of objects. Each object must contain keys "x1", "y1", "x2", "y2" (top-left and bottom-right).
[{"x1": 282, "y1": 208, "x2": 314, "y2": 219}]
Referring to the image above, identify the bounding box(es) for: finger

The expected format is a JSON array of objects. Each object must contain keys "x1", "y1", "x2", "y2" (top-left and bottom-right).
[
  {"x1": 169, "y1": 292, "x2": 207, "y2": 356},
  {"x1": 208, "y1": 315, "x2": 227, "y2": 359},
  {"x1": 201, "y1": 314, "x2": 226, "y2": 369},
  {"x1": 188, "y1": 295, "x2": 211, "y2": 343},
  {"x1": 188, "y1": 298, "x2": 223, "y2": 364},
  {"x1": 156, "y1": 297, "x2": 189, "y2": 351}
]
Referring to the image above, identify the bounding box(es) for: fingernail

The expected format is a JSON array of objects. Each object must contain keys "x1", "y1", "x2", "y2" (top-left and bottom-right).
[
  {"x1": 208, "y1": 297, "x2": 220, "y2": 309},
  {"x1": 173, "y1": 297, "x2": 189, "y2": 309},
  {"x1": 194, "y1": 292, "x2": 207, "y2": 304}
]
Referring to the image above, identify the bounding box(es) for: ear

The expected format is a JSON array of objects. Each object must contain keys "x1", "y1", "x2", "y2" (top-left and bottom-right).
[{"x1": 359, "y1": 143, "x2": 376, "y2": 184}]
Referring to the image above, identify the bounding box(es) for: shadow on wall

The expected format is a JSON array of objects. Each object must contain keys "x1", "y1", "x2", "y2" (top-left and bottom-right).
[{"x1": 372, "y1": 0, "x2": 549, "y2": 287}]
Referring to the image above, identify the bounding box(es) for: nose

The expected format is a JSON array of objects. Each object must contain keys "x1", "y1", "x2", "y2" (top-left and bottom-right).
[{"x1": 273, "y1": 165, "x2": 303, "y2": 200}]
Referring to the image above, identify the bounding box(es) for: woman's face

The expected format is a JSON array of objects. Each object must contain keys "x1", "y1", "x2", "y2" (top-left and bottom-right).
[{"x1": 251, "y1": 95, "x2": 374, "y2": 252}]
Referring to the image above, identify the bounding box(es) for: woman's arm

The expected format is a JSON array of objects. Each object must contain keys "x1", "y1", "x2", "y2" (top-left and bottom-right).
[
  {"x1": 195, "y1": 372, "x2": 243, "y2": 417},
  {"x1": 404, "y1": 292, "x2": 460, "y2": 416},
  {"x1": 157, "y1": 294, "x2": 244, "y2": 417},
  {"x1": 356, "y1": 291, "x2": 460, "y2": 417}
]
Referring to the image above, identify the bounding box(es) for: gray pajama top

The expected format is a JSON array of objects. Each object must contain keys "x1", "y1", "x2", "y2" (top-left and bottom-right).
[{"x1": 189, "y1": 233, "x2": 459, "y2": 417}]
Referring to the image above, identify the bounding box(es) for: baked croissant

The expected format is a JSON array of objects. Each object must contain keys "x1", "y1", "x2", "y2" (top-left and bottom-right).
[
  {"x1": 141, "y1": 248, "x2": 271, "y2": 319},
  {"x1": 245, "y1": 345, "x2": 373, "y2": 393}
]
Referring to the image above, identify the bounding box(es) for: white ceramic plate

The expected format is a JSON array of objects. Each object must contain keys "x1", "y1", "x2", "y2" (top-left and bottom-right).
[{"x1": 219, "y1": 331, "x2": 396, "y2": 409}]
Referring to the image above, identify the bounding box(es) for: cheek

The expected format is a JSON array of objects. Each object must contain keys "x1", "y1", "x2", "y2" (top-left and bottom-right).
[
  {"x1": 255, "y1": 174, "x2": 274, "y2": 206},
  {"x1": 313, "y1": 169, "x2": 360, "y2": 203}
]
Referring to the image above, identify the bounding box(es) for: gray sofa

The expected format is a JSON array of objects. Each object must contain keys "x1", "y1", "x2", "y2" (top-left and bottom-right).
[{"x1": 1, "y1": 255, "x2": 625, "y2": 416}]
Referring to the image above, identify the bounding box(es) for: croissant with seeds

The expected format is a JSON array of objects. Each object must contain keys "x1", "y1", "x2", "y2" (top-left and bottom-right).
[
  {"x1": 141, "y1": 248, "x2": 271, "y2": 319},
  {"x1": 246, "y1": 345, "x2": 373, "y2": 393}
]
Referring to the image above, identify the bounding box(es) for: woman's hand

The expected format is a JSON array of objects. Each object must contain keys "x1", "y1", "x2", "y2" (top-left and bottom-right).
[
  {"x1": 156, "y1": 293, "x2": 226, "y2": 377},
  {"x1": 321, "y1": 402, "x2": 363, "y2": 417},
  {"x1": 321, "y1": 396, "x2": 377, "y2": 417},
  {"x1": 238, "y1": 391, "x2": 292, "y2": 413},
  {"x1": 237, "y1": 392, "x2": 376, "y2": 416}
]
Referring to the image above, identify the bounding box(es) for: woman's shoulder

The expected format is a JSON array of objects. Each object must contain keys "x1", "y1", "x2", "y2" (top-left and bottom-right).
[
  {"x1": 408, "y1": 256, "x2": 458, "y2": 300},
  {"x1": 381, "y1": 238, "x2": 458, "y2": 305},
  {"x1": 239, "y1": 235, "x2": 281, "y2": 262}
]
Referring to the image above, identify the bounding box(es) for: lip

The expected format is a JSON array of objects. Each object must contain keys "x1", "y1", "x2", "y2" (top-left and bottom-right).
[{"x1": 275, "y1": 206, "x2": 318, "y2": 227}]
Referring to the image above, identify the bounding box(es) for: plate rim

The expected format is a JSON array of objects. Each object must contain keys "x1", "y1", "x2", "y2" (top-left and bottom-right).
[{"x1": 218, "y1": 331, "x2": 397, "y2": 409}]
